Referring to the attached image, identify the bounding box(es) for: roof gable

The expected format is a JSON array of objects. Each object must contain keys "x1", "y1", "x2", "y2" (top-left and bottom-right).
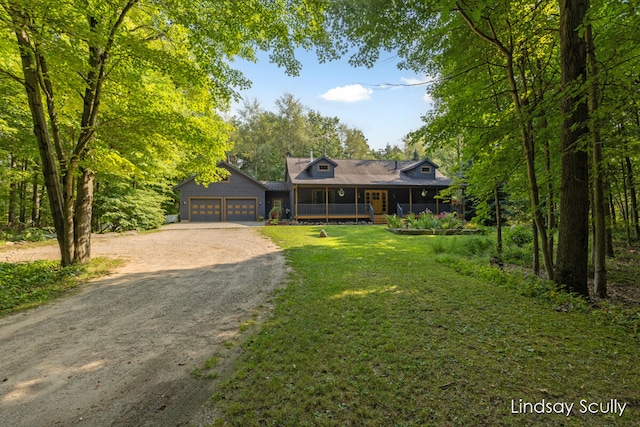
[
  {"x1": 285, "y1": 157, "x2": 451, "y2": 187},
  {"x1": 305, "y1": 155, "x2": 338, "y2": 171},
  {"x1": 174, "y1": 161, "x2": 268, "y2": 190},
  {"x1": 400, "y1": 158, "x2": 439, "y2": 173}
]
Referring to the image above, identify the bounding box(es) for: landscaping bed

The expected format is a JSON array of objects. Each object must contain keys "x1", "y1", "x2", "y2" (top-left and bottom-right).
[{"x1": 386, "y1": 227, "x2": 485, "y2": 235}]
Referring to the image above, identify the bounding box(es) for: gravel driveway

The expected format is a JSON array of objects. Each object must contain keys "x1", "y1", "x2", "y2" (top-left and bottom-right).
[{"x1": 0, "y1": 223, "x2": 286, "y2": 426}]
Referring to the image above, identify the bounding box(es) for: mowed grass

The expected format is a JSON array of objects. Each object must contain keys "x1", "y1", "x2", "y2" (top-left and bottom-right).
[{"x1": 212, "y1": 226, "x2": 639, "y2": 426}]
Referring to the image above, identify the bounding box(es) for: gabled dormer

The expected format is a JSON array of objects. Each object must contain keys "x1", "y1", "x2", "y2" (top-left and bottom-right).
[
  {"x1": 401, "y1": 159, "x2": 439, "y2": 180},
  {"x1": 305, "y1": 156, "x2": 338, "y2": 178}
]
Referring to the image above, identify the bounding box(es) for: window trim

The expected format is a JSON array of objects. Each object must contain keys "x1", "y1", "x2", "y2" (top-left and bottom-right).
[
  {"x1": 421, "y1": 166, "x2": 432, "y2": 174},
  {"x1": 317, "y1": 164, "x2": 330, "y2": 172}
]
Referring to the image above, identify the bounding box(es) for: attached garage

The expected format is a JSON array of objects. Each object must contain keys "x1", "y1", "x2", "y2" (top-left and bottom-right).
[
  {"x1": 225, "y1": 198, "x2": 257, "y2": 221},
  {"x1": 175, "y1": 162, "x2": 268, "y2": 222}
]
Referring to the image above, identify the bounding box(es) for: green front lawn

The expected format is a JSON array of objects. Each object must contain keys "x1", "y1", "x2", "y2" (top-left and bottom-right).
[{"x1": 212, "y1": 226, "x2": 639, "y2": 426}]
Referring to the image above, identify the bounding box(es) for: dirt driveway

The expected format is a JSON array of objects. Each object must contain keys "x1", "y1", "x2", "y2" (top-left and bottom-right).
[{"x1": 0, "y1": 223, "x2": 286, "y2": 426}]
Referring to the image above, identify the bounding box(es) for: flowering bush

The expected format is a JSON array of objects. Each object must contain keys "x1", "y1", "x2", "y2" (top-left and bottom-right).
[{"x1": 386, "y1": 211, "x2": 464, "y2": 230}]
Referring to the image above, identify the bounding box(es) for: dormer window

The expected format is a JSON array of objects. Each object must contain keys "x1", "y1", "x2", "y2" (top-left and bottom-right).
[
  {"x1": 421, "y1": 166, "x2": 432, "y2": 174},
  {"x1": 318, "y1": 164, "x2": 329, "y2": 172}
]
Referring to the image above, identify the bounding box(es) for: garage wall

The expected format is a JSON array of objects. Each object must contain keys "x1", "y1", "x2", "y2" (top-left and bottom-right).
[{"x1": 175, "y1": 165, "x2": 266, "y2": 222}]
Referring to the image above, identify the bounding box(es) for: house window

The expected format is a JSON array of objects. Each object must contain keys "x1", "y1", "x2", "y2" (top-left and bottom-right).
[
  {"x1": 318, "y1": 164, "x2": 329, "y2": 172},
  {"x1": 421, "y1": 166, "x2": 432, "y2": 174}
]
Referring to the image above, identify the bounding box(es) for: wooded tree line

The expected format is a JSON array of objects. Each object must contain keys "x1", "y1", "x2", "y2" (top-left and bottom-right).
[
  {"x1": 2, "y1": 0, "x2": 639, "y2": 300},
  {"x1": 230, "y1": 93, "x2": 421, "y2": 181},
  {"x1": 319, "y1": 0, "x2": 639, "y2": 297},
  {"x1": 0, "y1": 0, "x2": 328, "y2": 265}
]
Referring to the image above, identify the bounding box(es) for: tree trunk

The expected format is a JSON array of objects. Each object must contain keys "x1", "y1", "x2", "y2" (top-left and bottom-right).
[
  {"x1": 555, "y1": 0, "x2": 590, "y2": 298},
  {"x1": 12, "y1": 16, "x2": 70, "y2": 264},
  {"x1": 456, "y1": 7, "x2": 554, "y2": 277},
  {"x1": 8, "y1": 154, "x2": 18, "y2": 226},
  {"x1": 604, "y1": 182, "x2": 615, "y2": 257},
  {"x1": 625, "y1": 156, "x2": 640, "y2": 240},
  {"x1": 586, "y1": 24, "x2": 606, "y2": 298},
  {"x1": 621, "y1": 161, "x2": 631, "y2": 244},
  {"x1": 543, "y1": 132, "x2": 555, "y2": 262},
  {"x1": 31, "y1": 170, "x2": 41, "y2": 226},
  {"x1": 19, "y1": 160, "x2": 28, "y2": 223},
  {"x1": 609, "y1": 185, "x2": 616, "y2": 226},
  {"x1": 495, "y1": 185, "x2": 502, "y2": 255},
  {"x1": 533, "y1": 220, "x2": 540, "y2": 276},
  {"x1": 74, "y1": 169, "x2": 94, "y2": 262}
]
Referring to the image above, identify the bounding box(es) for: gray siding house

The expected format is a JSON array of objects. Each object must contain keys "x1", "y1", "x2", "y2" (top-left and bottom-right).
[
  {"x1": 174, "y1": 157, "x2": 459, "y2": 223},
  {"x1": 174, "y1": 162, "x2": 268, "y2": 222}
]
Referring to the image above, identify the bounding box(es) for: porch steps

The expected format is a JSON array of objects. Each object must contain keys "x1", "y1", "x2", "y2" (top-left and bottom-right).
[{"x1": 373, "y1": 215, "x2": 388, "y2": 225}]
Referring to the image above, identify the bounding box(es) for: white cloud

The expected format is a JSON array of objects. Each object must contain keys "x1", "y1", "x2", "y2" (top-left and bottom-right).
[
  {"x1": 401, "y1": 77, "x2": 429, "y2": 86},
  {"x1": 319, "y1": 84, "x2": 373, "y2": 103},
  {"x1": 400, "y1": 76, "x2": 434, "y2": 103}
]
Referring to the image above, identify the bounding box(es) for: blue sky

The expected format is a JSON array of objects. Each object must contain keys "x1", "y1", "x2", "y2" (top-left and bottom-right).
[{"x1": 229, "y1": 49, "x2": 433, "y2": 151}]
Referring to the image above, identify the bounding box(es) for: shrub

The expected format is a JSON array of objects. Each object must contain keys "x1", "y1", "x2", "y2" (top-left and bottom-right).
[
  {"x1": 20, "y1": 227, "x2": 56, "y2": 242},
  {"x1": 506, "y1": 225, "x2": 533, "y2": 246},
  {"x1": 438, "y1": 212, "x2": 463, "y2": 229},
  {"x1": 405, "y1": 213, "x2": 419, "y2": 229},
  {"x1": 94, "y1": 188, "x2": 166, "y2": 232},
  {"x1": 385, "y1": 214, "x2": 402, "y2": 228},
  {"x1": 416, "y1": 211, "x2": 439, "y2": 229}
]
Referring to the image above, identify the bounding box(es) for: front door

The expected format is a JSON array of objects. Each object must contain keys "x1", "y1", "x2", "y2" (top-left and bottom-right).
[{"x1": 365, "y1": 190, "x2": 388, "y2": 215}]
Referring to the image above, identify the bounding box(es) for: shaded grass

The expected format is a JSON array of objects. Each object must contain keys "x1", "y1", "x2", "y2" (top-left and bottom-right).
[
  {"x1": 0, "y1": 257, "x2": 122, "y2": 315},
  {"x1": 212, "y1": 226, "x2": 639, "y2": 426}
]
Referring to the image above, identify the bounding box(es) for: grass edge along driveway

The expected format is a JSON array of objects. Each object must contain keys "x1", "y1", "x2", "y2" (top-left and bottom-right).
[{"x1": 211, "y1": 226, "x2": 638, "y2": 427}]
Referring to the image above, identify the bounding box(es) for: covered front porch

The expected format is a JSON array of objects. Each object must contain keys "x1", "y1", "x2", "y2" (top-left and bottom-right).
[{"x1": 293, "y1": 186, "x2": 461, "y2": 222}]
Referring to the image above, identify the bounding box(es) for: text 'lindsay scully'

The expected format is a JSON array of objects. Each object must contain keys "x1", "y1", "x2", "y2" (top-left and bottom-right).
[{"x1": 510, "y1": 399, "x2": 628, "y2": 417}]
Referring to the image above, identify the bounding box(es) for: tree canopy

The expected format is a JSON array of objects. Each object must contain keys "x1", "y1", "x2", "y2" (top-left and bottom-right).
[
  {"x1": 320, "y1": 0, "x2": 640, "y2": 297},
  {"x1": 0, "y1": 0, "x2": 330, "y2": 264}
]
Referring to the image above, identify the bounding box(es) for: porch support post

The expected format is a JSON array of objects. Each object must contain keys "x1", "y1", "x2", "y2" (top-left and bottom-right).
[
  {"x1": 436, "y1": 191, "x2": 439, "y2": 215},
  {"x1": 355, "y1": 187, "x2": 358, "y2": 218},
  {"x1": 325, "y1": 186, "x2": 329, "y2": 223},
  {"x1": 294, "y1": 185, "x2": 298, "y2": 219},
  {"x1": 409, "y1": 188, "x2": 413, "y2": 213}
]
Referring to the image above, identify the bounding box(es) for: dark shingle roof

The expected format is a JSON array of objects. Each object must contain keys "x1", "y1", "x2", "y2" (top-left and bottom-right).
[
  {"x1": 262, "y1": 181, "x2": 290, "y2": 191},
  {"x1": 285, "y1": 157, "x2": 452, "y2": 187}
]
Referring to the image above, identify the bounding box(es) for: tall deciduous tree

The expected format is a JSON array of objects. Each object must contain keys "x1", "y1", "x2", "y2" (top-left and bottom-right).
[
  {"x1": 554, "y1": 0, "x2": 590, "y2": 297},
  {"x1": 229, "y1": 94, "x2": 373, "y2": 180},
  {"x1": 0, "y1": 0, "x2": 328, "y2": 265}
]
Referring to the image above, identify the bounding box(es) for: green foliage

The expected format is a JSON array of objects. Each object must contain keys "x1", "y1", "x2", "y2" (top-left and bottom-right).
[
  {"x1": 0, "y1": 258, "x2": 120, "y2": 313},
  {"x1": 0, "y1": 262, "x2": 70, "y2": 311},
  {"x1": 438, "y1": 212, "x2": 463, "y2": 229},
  {"x1": 229, "y1": 94, "x2": 375, "y2": 180},
  {"x1": 1, "y1": 0, "x2": 333, "y2": 263},
  {"x1": 17, "y1": 227, "x2": 56, "y2": 242},
  {"x1": 506, "y1": 225, "x2": 534, "y2": 246},
  {"x1": 385, "y1": 214, "x2": 402, "y2": 228},
  {"x1": 416, "y1": 211, "x2": 440, "y2": 229},
  {"x1": 387, "y1": 210, "x2": 463, "y2": 230},
  {"x1": 0, "y1": 227, "x2": 56, "y2": 242},
  {"x1": 94, "y1": 188, "x2": 166, "y2": 232}
]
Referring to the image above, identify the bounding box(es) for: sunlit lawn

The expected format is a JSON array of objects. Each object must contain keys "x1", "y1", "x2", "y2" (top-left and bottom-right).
[{"x1": 211, "y1": 225, "x2": 638, "y2": 426}]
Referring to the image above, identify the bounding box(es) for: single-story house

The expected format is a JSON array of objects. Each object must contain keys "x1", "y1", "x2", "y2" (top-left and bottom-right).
[{"x1": 174, "y1": 156, "x2": 461, "y2": 223}]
